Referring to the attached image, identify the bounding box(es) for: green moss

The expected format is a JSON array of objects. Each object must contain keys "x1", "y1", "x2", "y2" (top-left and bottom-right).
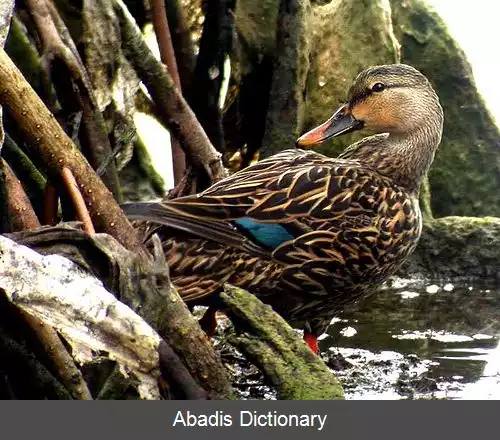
[
  {"x1": 221, "y1": 284, "x2": 344, "y2": 400},
  {"x1": 235, "y1": 0, "x2": 280, "y2": 60},
  {"x1": 402, "y1": 216, "x2": 500, "y2": 280}
]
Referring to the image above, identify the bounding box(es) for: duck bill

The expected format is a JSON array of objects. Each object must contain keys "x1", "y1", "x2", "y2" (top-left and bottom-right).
[{"x1": 296, "y1": 105, "x2": 363, "y2": 147}]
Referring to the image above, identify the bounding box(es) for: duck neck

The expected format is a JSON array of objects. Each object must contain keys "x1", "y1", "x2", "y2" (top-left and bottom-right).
[{"x1": 341, "y1": 125, "x2": 442, "y2": 194}]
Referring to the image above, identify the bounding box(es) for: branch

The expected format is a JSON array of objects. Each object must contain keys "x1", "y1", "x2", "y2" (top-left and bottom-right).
[
  {"x1": 0, "y1": 46, "x2": 148, "y2": 261},
  {"x1": 26, "y1": 0, "x2": 123, "y2": 202},
  {"x1": 42, "y1": 183, "x2": 59, "y2": 225},
  {"x1": 0, "y1": 0, "x2": 15, "y2": 152},
  {"x1": 1, "y1": 161, "x2": 93, "y2": 399},
  {"x1": 114, "y1": 0, "x2": 227, "y2": 185},
  {"x1": 150, "y1": 0, "x2": 186, "y2": 185},
  {"x1": 158, "y1": 340, "x2": 207, "y2": 400},
  {"x1": 2, "y1": 133, "x2": 46, "y2": 218},
  {"x1": 20, "y1": 309, "x2": 93, "y2": 400},
  {"x1": 9, "y1": 226, "x2": 235, "y2": 399},
  {"x1": 151, "y1": 0, "x2": 182, "y2": 90},
  {"x1": 137, "y1": 233, "x2": 235, "y2": 398},
  {"x1": 61, "y1": 167, "x2": 95, "y2": 235},
  {"x1": 2, "y1": 159, "x2": 41, "y2": 231},
  {"x1": 0, "y1": 330, "x2": 72, "y2": 399},
  {"x1": 163, "y1": 0, "x2": 196, "y2": 91}
]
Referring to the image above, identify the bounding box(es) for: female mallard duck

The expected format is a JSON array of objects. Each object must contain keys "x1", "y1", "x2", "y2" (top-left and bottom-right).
[{"x1": 123, "y1": 64, "x2": 443, "y2": 353}]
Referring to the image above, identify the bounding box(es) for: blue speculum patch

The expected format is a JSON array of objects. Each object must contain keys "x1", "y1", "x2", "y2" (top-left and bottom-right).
[{"x1": 233, "y1": 218, "x2": 294, "y2": 249}]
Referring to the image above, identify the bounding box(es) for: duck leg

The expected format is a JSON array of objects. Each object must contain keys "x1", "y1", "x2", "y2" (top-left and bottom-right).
[{"x1": 199, "y1": 305, "x2": 219, "y2": 337}]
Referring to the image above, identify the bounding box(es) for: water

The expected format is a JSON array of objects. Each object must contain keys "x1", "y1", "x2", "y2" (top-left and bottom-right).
[{"x1": 321, "y1": 279, "x2": 500, "y2": 399}]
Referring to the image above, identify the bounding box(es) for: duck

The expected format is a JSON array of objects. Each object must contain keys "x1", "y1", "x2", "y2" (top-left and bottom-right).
[{"x1": 122, "y1": 64, "x2": 444, "y2": 353}]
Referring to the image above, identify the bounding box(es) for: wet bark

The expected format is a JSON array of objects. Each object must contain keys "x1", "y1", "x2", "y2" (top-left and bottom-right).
[
  {"x1": 188, "y1": 0, "x2": 236, "y2": 154},
  {"x1": 114, "y1": 0, "x2": 227, "y2": 186},
  {"x1": 259, "y1": 0, "x2": 310, "y2": 158},
  {"x1": 150, "y1": 0, "x2": 186, "y2": 185},
  {"x1": 6, "y1": 226, "x2": 235, "y2": 399},
  {"x1": 164, "y1": 0, "x2": 197, "y2": 91}
]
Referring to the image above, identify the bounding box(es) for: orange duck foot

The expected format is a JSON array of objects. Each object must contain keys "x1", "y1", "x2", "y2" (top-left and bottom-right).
[{"x1": 303, "y1": 332, "x2": 319, "y2": 354}]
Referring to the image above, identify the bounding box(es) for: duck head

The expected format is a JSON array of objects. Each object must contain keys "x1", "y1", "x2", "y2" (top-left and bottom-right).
[{"x1": 296, "y1": 64, "x2": 443, "y2": 147}]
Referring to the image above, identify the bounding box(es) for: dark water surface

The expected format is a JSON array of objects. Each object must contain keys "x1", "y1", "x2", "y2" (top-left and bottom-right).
[
  {"x1": 217, "y1": 279, "x2": 500, "y2": 399},
  {"x1": 321, "y1": 279, "x2": 500, "y2": 399}
]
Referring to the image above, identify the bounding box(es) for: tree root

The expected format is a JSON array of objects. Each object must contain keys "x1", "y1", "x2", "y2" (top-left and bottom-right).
[{"x1": 220, "y1": 284, "x2": 344, "y2": 400}]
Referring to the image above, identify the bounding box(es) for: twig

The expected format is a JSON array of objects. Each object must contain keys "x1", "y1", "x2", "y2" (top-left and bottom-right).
[
  {"x1": 61, "y1": 167, "x2": 96, "y2": 235},
  {"x1": 114, "y1": 0, "x2": 227, "y2": 185},
  {"x1": 151, "y1": 0, "x2": 186, "y2": 185},
  {"x1": 0, "y1": 46, "x2": 149, "y2": 261},
  {"x1": 42, "y1": 184, "x2": 58, "y2": 225},
  {"x1": 165, "y1": 167, "x2": 195, "y2": 199},
  {"x1": 158, "y1": 340, "x2": 207, "y2": 399},
  {"x1": 2, "y1": 159, "x2": 41, "y2": 231},
  {"x1": 20, "y1": 310, "x2": 93, "y2": 400},
  {"x1": 26, "y1": 0, "x2": 123, "y2": 202}
]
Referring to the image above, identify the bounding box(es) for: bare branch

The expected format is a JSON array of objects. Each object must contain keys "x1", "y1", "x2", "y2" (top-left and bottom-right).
[
  {"x1": 2, "y1": 159, "x2": 41, "y2": 231},
  {"x1": 0, "y1": 46, "x2": 148, "y2": 260},
  {"x1": 61, "y1": 167, "x2": 96, "y2": 235},
  {"x1": 114, "y1": 0, "x2": 227, "y2": 185},
  {"x1": 20, "y1": 310, "x2": 93, "y2": 400},
  {"x1": 151, "y1": 0, "x2": 186, "y2": 184}
]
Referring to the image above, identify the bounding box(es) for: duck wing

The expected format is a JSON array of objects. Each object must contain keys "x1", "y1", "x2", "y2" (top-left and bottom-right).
[
  {"x1": 123, "y1": 149, "x2": 413, "y2": 267},
  {"x1": 123, "y1": 201, "x2": 271, "y2": 259},
  {"x1": 122, "y1": 150, "x2": 331, "y2": 253}
]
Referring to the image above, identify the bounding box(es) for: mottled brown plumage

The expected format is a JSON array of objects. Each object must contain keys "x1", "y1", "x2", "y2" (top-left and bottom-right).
[{"x1": 123, "y1": 64, "x2": 444, "y2": 353}]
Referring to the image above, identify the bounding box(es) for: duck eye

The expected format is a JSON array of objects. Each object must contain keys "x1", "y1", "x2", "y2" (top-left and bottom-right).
[{"x1": 371, "y1": 82, "x2": 385, "y2": 92}]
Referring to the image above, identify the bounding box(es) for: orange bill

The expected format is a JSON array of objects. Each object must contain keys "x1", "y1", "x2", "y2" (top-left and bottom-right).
[{"x1": 296, "y1": 104, "x2": 363, "y2": 147}]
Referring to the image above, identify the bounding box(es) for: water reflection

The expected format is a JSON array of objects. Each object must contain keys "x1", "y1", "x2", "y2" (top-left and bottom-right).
[
  {"x1": 322, "y1": 279, "x2": 500, "y2": 399},
  {"x1": 460, "y1": 341, "x2": 500, "y2": 399}
]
